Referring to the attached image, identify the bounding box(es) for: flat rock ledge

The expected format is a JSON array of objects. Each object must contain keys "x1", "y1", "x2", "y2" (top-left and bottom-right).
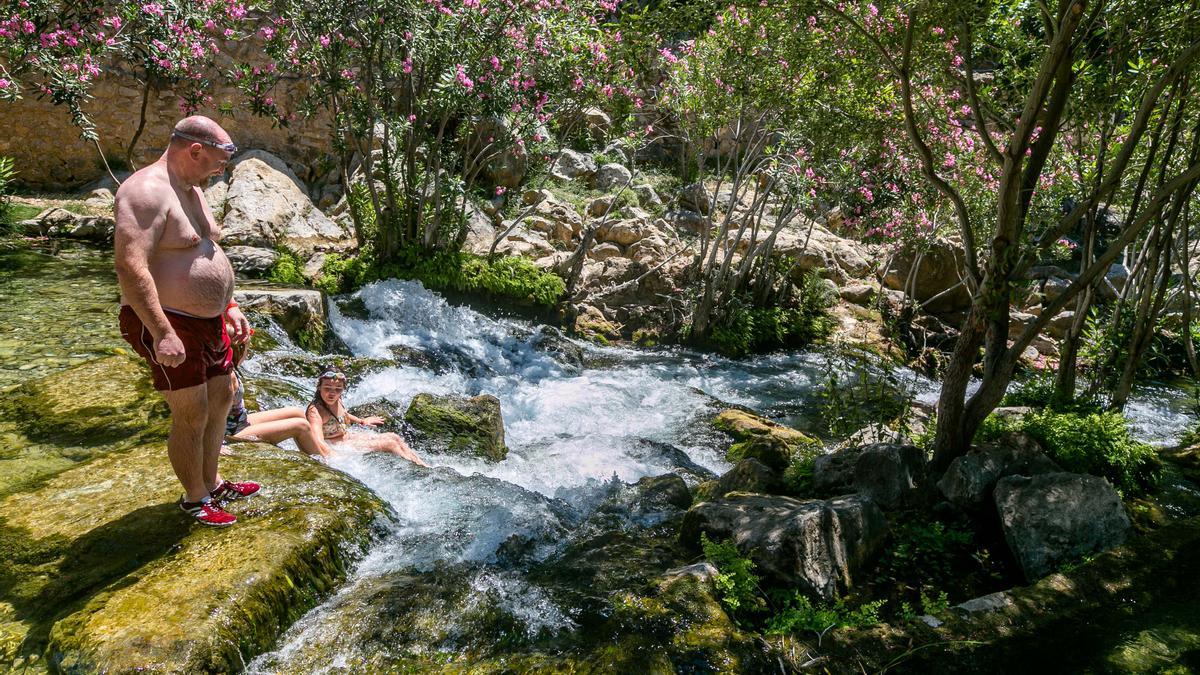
[{"x1": 0, "y1": 441, "x2": 390, "y2": 672}]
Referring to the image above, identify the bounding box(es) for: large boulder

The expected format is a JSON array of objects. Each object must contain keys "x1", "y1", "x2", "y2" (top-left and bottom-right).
[
  {"x1": 218, "y1": 150, "x2": 354, "y2": 255},
  {"x1": 0, "y1": 353, "x2": 389, "y2": 672},
  {"x1": 994, "y1": 472, "x2": 1132, "y2": 581},
  {"x1": 233, "y1": 287, "x2": 327, "y2": 351},
  {"x1": 881, "y1": 238, "x2": 973, "y2": 313},
  {"x1": 224, "y1": 245, "x2": 279, "y2": 277},
  {"x1": 680, "y1": 493, "x2": 887, "y2": 600},
  {"x1": 711, "y1": 458, "x2": 783, "y2": 499},
  {"x1": 463, "y1": 116, "x2": 528, "y2": 189},
  {"x1": 938, "y1": 433, "x2": 1061, "y2": 511},
  {"x1": 593, "y1": 163, "x2": 633, "y2": 191},
  {"x1": 768, "y1": 220, "x2": 876, "y2": 281},
  {"x1": 813, "y1": 443, "x2": 925, "y2": 508},
  {"x1": 549, "y1": 149, "x2": 597, "y2": 182},
  {"x1": 404, "y1": 393, "x2": 508, "y2": 462},
  {"x1": 712, "y1": 409, "x2": 820, "y2": 471}
]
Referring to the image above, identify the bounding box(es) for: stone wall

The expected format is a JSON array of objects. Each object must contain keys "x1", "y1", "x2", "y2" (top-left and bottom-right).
[{"x1": 0, "y1": 53, "x2": 333, "y2": 191}]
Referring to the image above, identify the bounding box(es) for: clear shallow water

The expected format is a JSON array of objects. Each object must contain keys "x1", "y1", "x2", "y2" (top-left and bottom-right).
[{"x1": 0, "y1": 242, "x2": 122, "y2": 389}]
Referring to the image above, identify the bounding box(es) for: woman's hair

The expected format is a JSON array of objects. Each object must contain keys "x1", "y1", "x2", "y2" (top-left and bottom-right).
[{"x1": 308, "y1": 364, "x2": 348, "y2": 418}]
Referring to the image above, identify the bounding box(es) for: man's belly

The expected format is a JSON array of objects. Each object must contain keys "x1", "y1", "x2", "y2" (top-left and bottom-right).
[{"x1": 148, "y1": 244, "x2": 235, "y2": 318}]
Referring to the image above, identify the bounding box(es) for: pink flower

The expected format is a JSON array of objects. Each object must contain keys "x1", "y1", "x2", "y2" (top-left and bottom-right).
[
  {"x1": 495, "y1": 186, "x2": 507, "y2": 195},
  {"x1": 141, "y1": 3, "x2": 165, "y2": 17},
  {"x1": 319, "y1": 34, "x2": 331, "y2": 47},
  {"x1": 0, "y1": 78, "x2": 9, "y2": 89},
  {"x1": 455, "y1": 64, "x2": 474, "y2": 90}
]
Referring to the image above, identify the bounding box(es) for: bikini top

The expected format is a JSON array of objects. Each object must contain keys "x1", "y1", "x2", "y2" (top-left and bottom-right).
[{"x1": 309, "y1": 404, "x2": 346, "y2": 439}]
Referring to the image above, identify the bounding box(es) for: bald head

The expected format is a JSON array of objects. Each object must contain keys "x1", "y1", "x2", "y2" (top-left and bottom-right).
[{"x1": 169, "y1": 115, "x2": 233, "y2": 151}]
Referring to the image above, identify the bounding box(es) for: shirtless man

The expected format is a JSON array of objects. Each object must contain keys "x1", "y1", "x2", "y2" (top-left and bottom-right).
[{"x1": 115, "y1": 115, "x2": 260, "y2": 527}]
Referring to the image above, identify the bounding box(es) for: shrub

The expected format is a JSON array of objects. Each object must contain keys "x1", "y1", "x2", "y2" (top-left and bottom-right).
[
  {"x1": 765, "y1": 593, "x2": 886, "y2": 635},
  {"x1": 1001, "y1": 371, "x2": 1102, "y2": 414},
  {"x1": 0, "y1": 156, "x2": 15, "y2": 231},
  {"x1": 267, "y1": 248, "x2": 307, "y2": 286},
  {"x1": 874, "y1": 516, "x2": 974, "y2": 590},
  {"x1": 700, "y1": 533, "x2": 761, "y2": 618},
  {"x1": 708, "y1": 274, "x2": 835, "y2": 357},
  {"x1": 781, "y1": 455, "x2": 815, "y2": 496},
  {"x1": 317, "y1": 245, "x2": 565, "y2": 307},
  {"x1": 1018, "y1": 409, "x2": 1162, "y2": 496}
]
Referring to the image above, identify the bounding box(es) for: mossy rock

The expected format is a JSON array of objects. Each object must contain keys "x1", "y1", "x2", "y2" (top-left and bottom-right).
[
  {"x1": 0, "y1": 355, "x2": 169, "y2": 449},
  {"x1": 713, "y1": 409, "x2": 820, "y2": 468},
  {"x1": 0, "y1": 356, "x2": 171, "y2": 497},
  {"x1": 404, "y1": 393, "x2": 508, "y2": 462},
  {"x1": 0, "y1": 441, "x2": 389, "y2": 671}
]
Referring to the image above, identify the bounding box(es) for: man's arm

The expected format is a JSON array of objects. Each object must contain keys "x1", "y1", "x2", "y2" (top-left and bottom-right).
[{"x1": 114, "y1": 183, "x2": 185, "y2": 367}]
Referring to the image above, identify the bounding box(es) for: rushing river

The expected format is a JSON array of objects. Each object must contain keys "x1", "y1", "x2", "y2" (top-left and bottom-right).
[{"x1": 3, "y1": 242, "x2": 1198, "y2": 670}]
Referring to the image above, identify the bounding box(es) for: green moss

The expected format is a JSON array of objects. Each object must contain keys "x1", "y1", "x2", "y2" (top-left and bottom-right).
[
  {"x1": 294, "y1": 320, "x2": 326, "y2": 353},
  {"x1": 315, "y1": 246, "x2": 565, "y2": 308},
  {"x1": 2, "y1": 441, "x2": 387, "y2": 671},
  {"x1": 404, "y1": 393, "x2": 508, "y2": 461}
]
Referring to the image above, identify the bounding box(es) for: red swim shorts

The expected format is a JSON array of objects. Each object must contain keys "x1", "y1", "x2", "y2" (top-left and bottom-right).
[{"x1": 119, "y1": 305, "x2": 233, "y2": 391}]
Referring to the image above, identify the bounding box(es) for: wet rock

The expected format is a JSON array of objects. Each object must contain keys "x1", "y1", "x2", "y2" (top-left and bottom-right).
[
  {"x1": 0, "y1": 356, "x2": 169, "y2": 485},
  {"x1": 219, "y1": 150, "x2": 355, "y2": 255},
  {"x1": 1, "y1": 436, "x2": 387, "y2": 672},
  {"x1": 225, "y1": 245, "x2": 279, "y2": 277},
  {"x1": 404, "y1": 392, "x2": 508, "y2": 462},
  {"x1": 529, "y1": 327, "x2": 585, "y2": 372},
  {"x1": 713, "y1": 458, "x2": 783, "y2": 498},
  {"x1": 680, "y1": 493, "x2": 887, "y2": 600},
  {"x1": 234, "y1": 287, "x2": 327, "y2": 351},
  {"x1": 938, "y1": 432, "x2": 1060, "y2": 511},
  {"x1": 593, "y1": 163, "x2": 633, "y2": 191},
  {"x1": 24, "y1": 207, "x2": 115, "y2": 243},
  {"x1": 630, "y1": 439, "x2": 717, "y2": 484},
  {"x1": 713, "y1": 409, "x2": 820, "y2": 470},
  {"x1": 812, "y1": 442, "x2": 925, "y2": 508},
  {"x1": 995, "y1": 472, "x2": 1132, "y2": 581}
]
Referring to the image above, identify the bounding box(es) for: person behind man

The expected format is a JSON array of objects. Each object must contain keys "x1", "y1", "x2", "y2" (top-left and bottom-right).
[{"x1": 114, "y1": 115, "x2": 260, "y2": 527}]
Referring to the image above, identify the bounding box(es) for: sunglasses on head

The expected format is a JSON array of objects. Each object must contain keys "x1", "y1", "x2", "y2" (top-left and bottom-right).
[
  {"x1": 172, "y1": 129, "x2": 238, "y2": 154},
  {"x1": 320, "y1": 371, "x2": 346, "y2": 380}
]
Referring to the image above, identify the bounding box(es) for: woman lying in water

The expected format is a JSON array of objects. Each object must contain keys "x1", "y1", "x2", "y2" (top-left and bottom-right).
[{"x1": 305, "y1": 365, "x2": 428, "y2": 467}]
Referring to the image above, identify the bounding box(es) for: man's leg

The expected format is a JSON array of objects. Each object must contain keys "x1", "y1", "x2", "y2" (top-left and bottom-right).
[
  {"x1": 203, "y1": 373, "x2": 233, "y2": 491},
  {"x1": 161, "y1": 384, "x2": 211, "y2": 503}
]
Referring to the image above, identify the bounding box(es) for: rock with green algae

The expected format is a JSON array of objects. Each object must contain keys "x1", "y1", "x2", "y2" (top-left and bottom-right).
[
  {"x1": 253, "y1": 510, "x2": 780, "y2": 673},
  {"x1": 0, "y1": 440, "x2": 389, "y2": 673},
  {"x1": 0, "y1": 356, "x2": 170, "y2": 497},
  {"x1": 712, "y1": 409, "x2": 820, "y2": 470},
  {"x1": 405, "y1": 392, "x2": 508, "y2": 462}
]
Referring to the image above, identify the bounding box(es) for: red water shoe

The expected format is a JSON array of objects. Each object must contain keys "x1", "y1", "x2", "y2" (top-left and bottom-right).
[
  {"x1": 178, "y1": 497, "x2": 238, "y2": 527},
  {"x1": 210, "y1": 479, "x2": 261, "y2": 502}
]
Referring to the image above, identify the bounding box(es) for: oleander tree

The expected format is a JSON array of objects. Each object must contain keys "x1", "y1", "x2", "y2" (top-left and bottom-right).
[
  {"x1": 0, "y1": 0, "x2": 251, "y2": 162},
  {"x1": 815, "y1": 0, "x2": 1200, "y2": 473},
  {"x1": 236, "y1": 0, "x2": 630, "y2": 259}
]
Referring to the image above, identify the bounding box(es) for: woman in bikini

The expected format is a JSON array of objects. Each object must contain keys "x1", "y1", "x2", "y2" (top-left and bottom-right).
[{"x1": 305, "y1": 366, "x2": 427, "y2": 466}]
